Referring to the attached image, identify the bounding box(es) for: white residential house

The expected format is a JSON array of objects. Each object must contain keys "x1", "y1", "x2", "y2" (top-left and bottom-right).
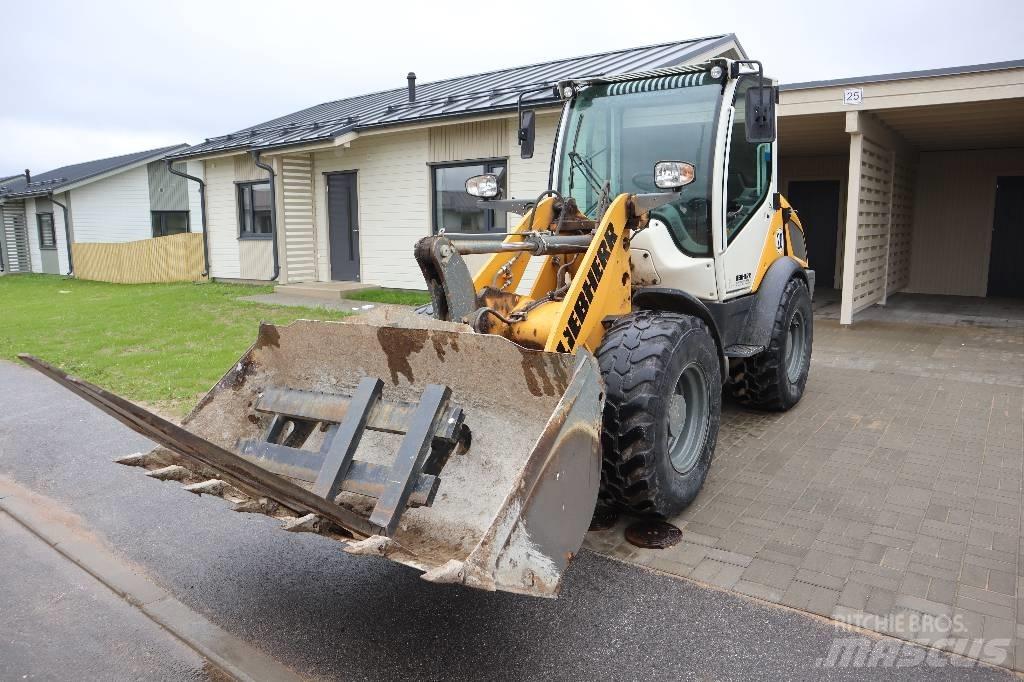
[
  {"x1": 166, "y1": 35, "x2": 748, "y2": 288},
  {"x1": 0, "y1": 145, "x2": 202, "y2": 275},
  {"x1": 161, "y1": 35, "x2": 1023, "y2": 323}
]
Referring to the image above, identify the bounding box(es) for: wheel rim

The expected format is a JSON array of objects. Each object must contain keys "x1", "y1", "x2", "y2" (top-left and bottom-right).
[
  {"x1": 784, "y1": 309, "x2": 807, "y2": 383},
  {"x1": 667, "y1": 362, "x2": 711, "y2": 474}
]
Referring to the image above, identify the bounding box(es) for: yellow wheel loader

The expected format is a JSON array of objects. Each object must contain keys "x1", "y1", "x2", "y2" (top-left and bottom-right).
[{"x1": 22, "y1": 58, "x2": 813, "y2": 598}]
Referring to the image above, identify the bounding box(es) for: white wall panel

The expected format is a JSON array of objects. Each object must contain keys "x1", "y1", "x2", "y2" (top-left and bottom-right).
[
  {"x1": 68, "y1": 165, "x2": 152, "y2": 243},
  {"x1": 313, "y1": 129, "x2": 431, "y2": 288},
  {"x1": 202, "y1": 156, "x2": 242, "y2": 279},
  {"x1": 187, "y1": 160, "x2": 204, "y2": 233}
]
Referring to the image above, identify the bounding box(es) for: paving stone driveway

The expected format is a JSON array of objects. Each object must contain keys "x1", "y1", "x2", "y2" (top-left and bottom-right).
[{"x1": 585, "y1": 316, "x2": 1024, "y2": 671}]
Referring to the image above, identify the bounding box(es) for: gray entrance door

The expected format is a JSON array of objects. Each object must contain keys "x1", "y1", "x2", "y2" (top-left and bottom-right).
[
  {"x1": 788, "y1": 180, "x2": 841, "y2": 290},
  {"x1": 327, "y1": 172, "x2": 360, "y2": 281}
]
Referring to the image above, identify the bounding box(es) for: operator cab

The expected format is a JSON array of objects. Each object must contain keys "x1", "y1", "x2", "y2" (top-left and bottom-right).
[{"x1": 547, "y1": 59, "x2": 778, "y2": 302}]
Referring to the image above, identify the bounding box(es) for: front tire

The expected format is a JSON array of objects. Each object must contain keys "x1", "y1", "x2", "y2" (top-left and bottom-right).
[
  {"x1": 729, "y1": 277, "x2": 813, "y2": 410},
  {"x1": 597, "y1": 311, "x2": 722, "y2": 517}
]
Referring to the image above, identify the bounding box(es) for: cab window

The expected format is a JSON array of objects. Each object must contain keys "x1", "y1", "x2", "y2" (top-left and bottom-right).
[{"x1": 726, "y1": 78, "x2": 773, "y2": 242}]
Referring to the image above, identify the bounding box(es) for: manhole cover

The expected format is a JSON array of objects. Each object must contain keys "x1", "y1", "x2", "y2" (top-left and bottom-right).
[
  {"x1": 589, "y1": 505, "x2": 619, "y2": 531},
  {"x1": 624, "y1": 520, "x2": 683, "y2": 549}
]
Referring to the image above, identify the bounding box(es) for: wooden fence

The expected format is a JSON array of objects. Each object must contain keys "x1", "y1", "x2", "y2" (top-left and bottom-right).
[{"x1": 72, "y1": 232, "x2": 206, "y2": 284}]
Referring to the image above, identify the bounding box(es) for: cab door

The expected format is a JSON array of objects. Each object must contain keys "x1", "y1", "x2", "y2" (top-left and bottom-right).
[{"x1": 719, "y1": 78, "x2": 777, "y2": 299}]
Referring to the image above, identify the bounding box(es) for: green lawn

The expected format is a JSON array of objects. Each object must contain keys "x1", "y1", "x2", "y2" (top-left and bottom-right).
[
  {"x1": 0, "y1": 275, "x2": 349, "y2": 416},
  {"x1": 345, "y1": 287, "x2": 431, "y2": 306}
]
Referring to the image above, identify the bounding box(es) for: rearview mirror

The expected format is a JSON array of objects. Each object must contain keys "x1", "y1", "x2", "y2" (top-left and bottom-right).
[
  {"x1": 744, "y1": 86, "x2": 777, "y2": 143},
  {"x1": 518, "y1": 110, "x2": 535, "y2": 159}
]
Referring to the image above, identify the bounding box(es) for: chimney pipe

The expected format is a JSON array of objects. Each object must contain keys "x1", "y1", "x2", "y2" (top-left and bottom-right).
[
  {"x1": 407, "y1": 72, "x2": 416, "y2": 102},
  {"x1": 24, "y1": 168, "x2": 31, "y2": 184}
]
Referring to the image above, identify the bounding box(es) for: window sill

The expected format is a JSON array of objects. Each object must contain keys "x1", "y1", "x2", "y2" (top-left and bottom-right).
[{"x1": 238, "y1": 234, "x2": 274, "y2": 241}]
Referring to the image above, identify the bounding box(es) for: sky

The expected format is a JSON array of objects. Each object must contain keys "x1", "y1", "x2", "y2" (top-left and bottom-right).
[{"x1": 0, "y1": 0, "x2": 1021, "y2": 175}]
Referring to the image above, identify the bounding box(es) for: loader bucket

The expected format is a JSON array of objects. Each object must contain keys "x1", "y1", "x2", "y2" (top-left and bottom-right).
[{"x1": 20, "y1": 313, "x2": 603, "y2": 597}]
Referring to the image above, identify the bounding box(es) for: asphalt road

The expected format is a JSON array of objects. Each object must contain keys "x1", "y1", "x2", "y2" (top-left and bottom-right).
[
  {"x1": 0, "y1": 511, "x2": 215, "y2": 680},
  {"x1": 0, "y1": 359, "x2": 1011, "y2": 681}
]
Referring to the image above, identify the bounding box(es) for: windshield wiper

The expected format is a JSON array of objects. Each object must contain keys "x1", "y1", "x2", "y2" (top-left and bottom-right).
[{"x1": 568, "y1": 151, "x2": 605, "y2": 198}]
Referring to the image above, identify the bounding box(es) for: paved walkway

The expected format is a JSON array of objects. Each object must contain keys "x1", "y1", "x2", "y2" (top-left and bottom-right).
[
  {"x1": 815, "y1": 290, "x2": 1024, "y2": 329},
  {"x1": 587, "y1": 317, "x2": 1024, "y2": 670}
]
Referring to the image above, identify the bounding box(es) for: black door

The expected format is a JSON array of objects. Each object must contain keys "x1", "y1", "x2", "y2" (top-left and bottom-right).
[
  {"x1": 327, "y1": 172, "x2": 360, "y2": 281},
  {"x1": 788, "y1": 180, "x2": 841, "y2": 290},
  {"x1": 988, "y1": 176, "x2": 1024, "y2": 297}
]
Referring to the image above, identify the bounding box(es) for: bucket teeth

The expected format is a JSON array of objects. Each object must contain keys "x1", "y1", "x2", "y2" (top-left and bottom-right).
[
  {"x1": 114, "y1": 452, "x2": 152, "y2": 467},
  {"x1": 182, "y1": 479, "x2": 227, "y2": 496},
  {"x1": 146, "y1": 464, "x2": 190, "y2": 481},
  {"x1": 343, "y1": 535, "x2": 395, "y2": 557},
  {"x1": 282, "y1": 513, "x2": 327, "y2": 534},
  {"x1": 232, "y1": 497, "x2": 279, "y2": 515}
]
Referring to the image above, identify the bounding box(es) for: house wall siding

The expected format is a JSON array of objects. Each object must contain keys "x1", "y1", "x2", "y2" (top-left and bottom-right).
[
  {"x1": 428, "y1": 119, "x2": 509, "y2": 162},
  {"x1": 307, "y1": 114, "x2": 562, "y2": 289},
  {"x1": 2, "y1": 200, "x2": 30, "y2": 272},
  {"x1": 239, "y1": 238, "x2": 274, "y2": 280},
  {"x1": 907, "y1": 147, "x2": 1024, "y2": 296},
  {"x1": 186, "y1": 160, "x2": 204, "y2": 233},
  {"x1": 148, "y1": 160, "x2": 190, "y2": 212},
  {"x1": 313, "y1": 129, "x2": 432, "y2": 288},
  {"x1": 203, "y1": 156, "x2": 243, "y2": 279},
  {"x1": 24, "y1": 198, "x2": 40, "y2": 272},
  {"x1": 280, "y1": 153, "x2": 316, "y2": 282},
  {"x1": 69, "y1": 165, "x2": 153, "y2": 243}
]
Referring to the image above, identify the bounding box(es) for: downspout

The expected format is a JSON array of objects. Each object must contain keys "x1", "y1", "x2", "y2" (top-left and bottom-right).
[
  {"x1": 166, "y1": 159, "x2": 210, "y2": 277},
  {"x1": 48, "y1": 192, "x2": 73, "y2": 276},
  {"x1": 0, "y1": 202, "x2": 5, "y2": 272},
  {"x1": 251, "y1": 150, "x2": 280, "y2": 281}
]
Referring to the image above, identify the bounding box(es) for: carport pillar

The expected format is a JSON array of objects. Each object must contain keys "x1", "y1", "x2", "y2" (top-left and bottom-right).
[
  {"x1": 839, "y1": 112, "x2": 864, "y2": 325},
  {"x1": 839, "y1": 111, "x2": 917, "y2": 325}
]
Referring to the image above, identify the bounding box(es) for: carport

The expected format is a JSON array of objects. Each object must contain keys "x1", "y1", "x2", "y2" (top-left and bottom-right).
[{"x1": 777, "y1": 60, "x2": 1024, "y2": 324}]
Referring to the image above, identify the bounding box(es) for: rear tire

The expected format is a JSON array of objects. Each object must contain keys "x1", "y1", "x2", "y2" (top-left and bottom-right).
[
  {"x1": 597, "y1": 311, "x2": 721, "y2": 517},
  {"x1": 729, "y1": 277, "x2": 812, "y2": 410}
]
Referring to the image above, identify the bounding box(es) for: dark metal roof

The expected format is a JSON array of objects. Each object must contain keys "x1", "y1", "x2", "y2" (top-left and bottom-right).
[
  {"x1": 170, "y1": 35, "x2": 741, "y2": 159},
  {"x1": 0, "y1": 144, "x2": 188, "y2": 200},
  {"x1": 781, "y1": 58, "x2": 1024, "y2": 92}
]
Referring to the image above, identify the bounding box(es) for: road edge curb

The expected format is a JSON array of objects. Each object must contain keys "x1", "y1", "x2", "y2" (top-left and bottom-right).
[{"x1": 0, "y1": 490, "x2": 304, "y2": 682}]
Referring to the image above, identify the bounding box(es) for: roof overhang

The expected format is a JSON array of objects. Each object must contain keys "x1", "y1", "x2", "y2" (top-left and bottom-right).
[{"x1": 779, "y1": 62, "x2": 1024, "y2": 117}]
